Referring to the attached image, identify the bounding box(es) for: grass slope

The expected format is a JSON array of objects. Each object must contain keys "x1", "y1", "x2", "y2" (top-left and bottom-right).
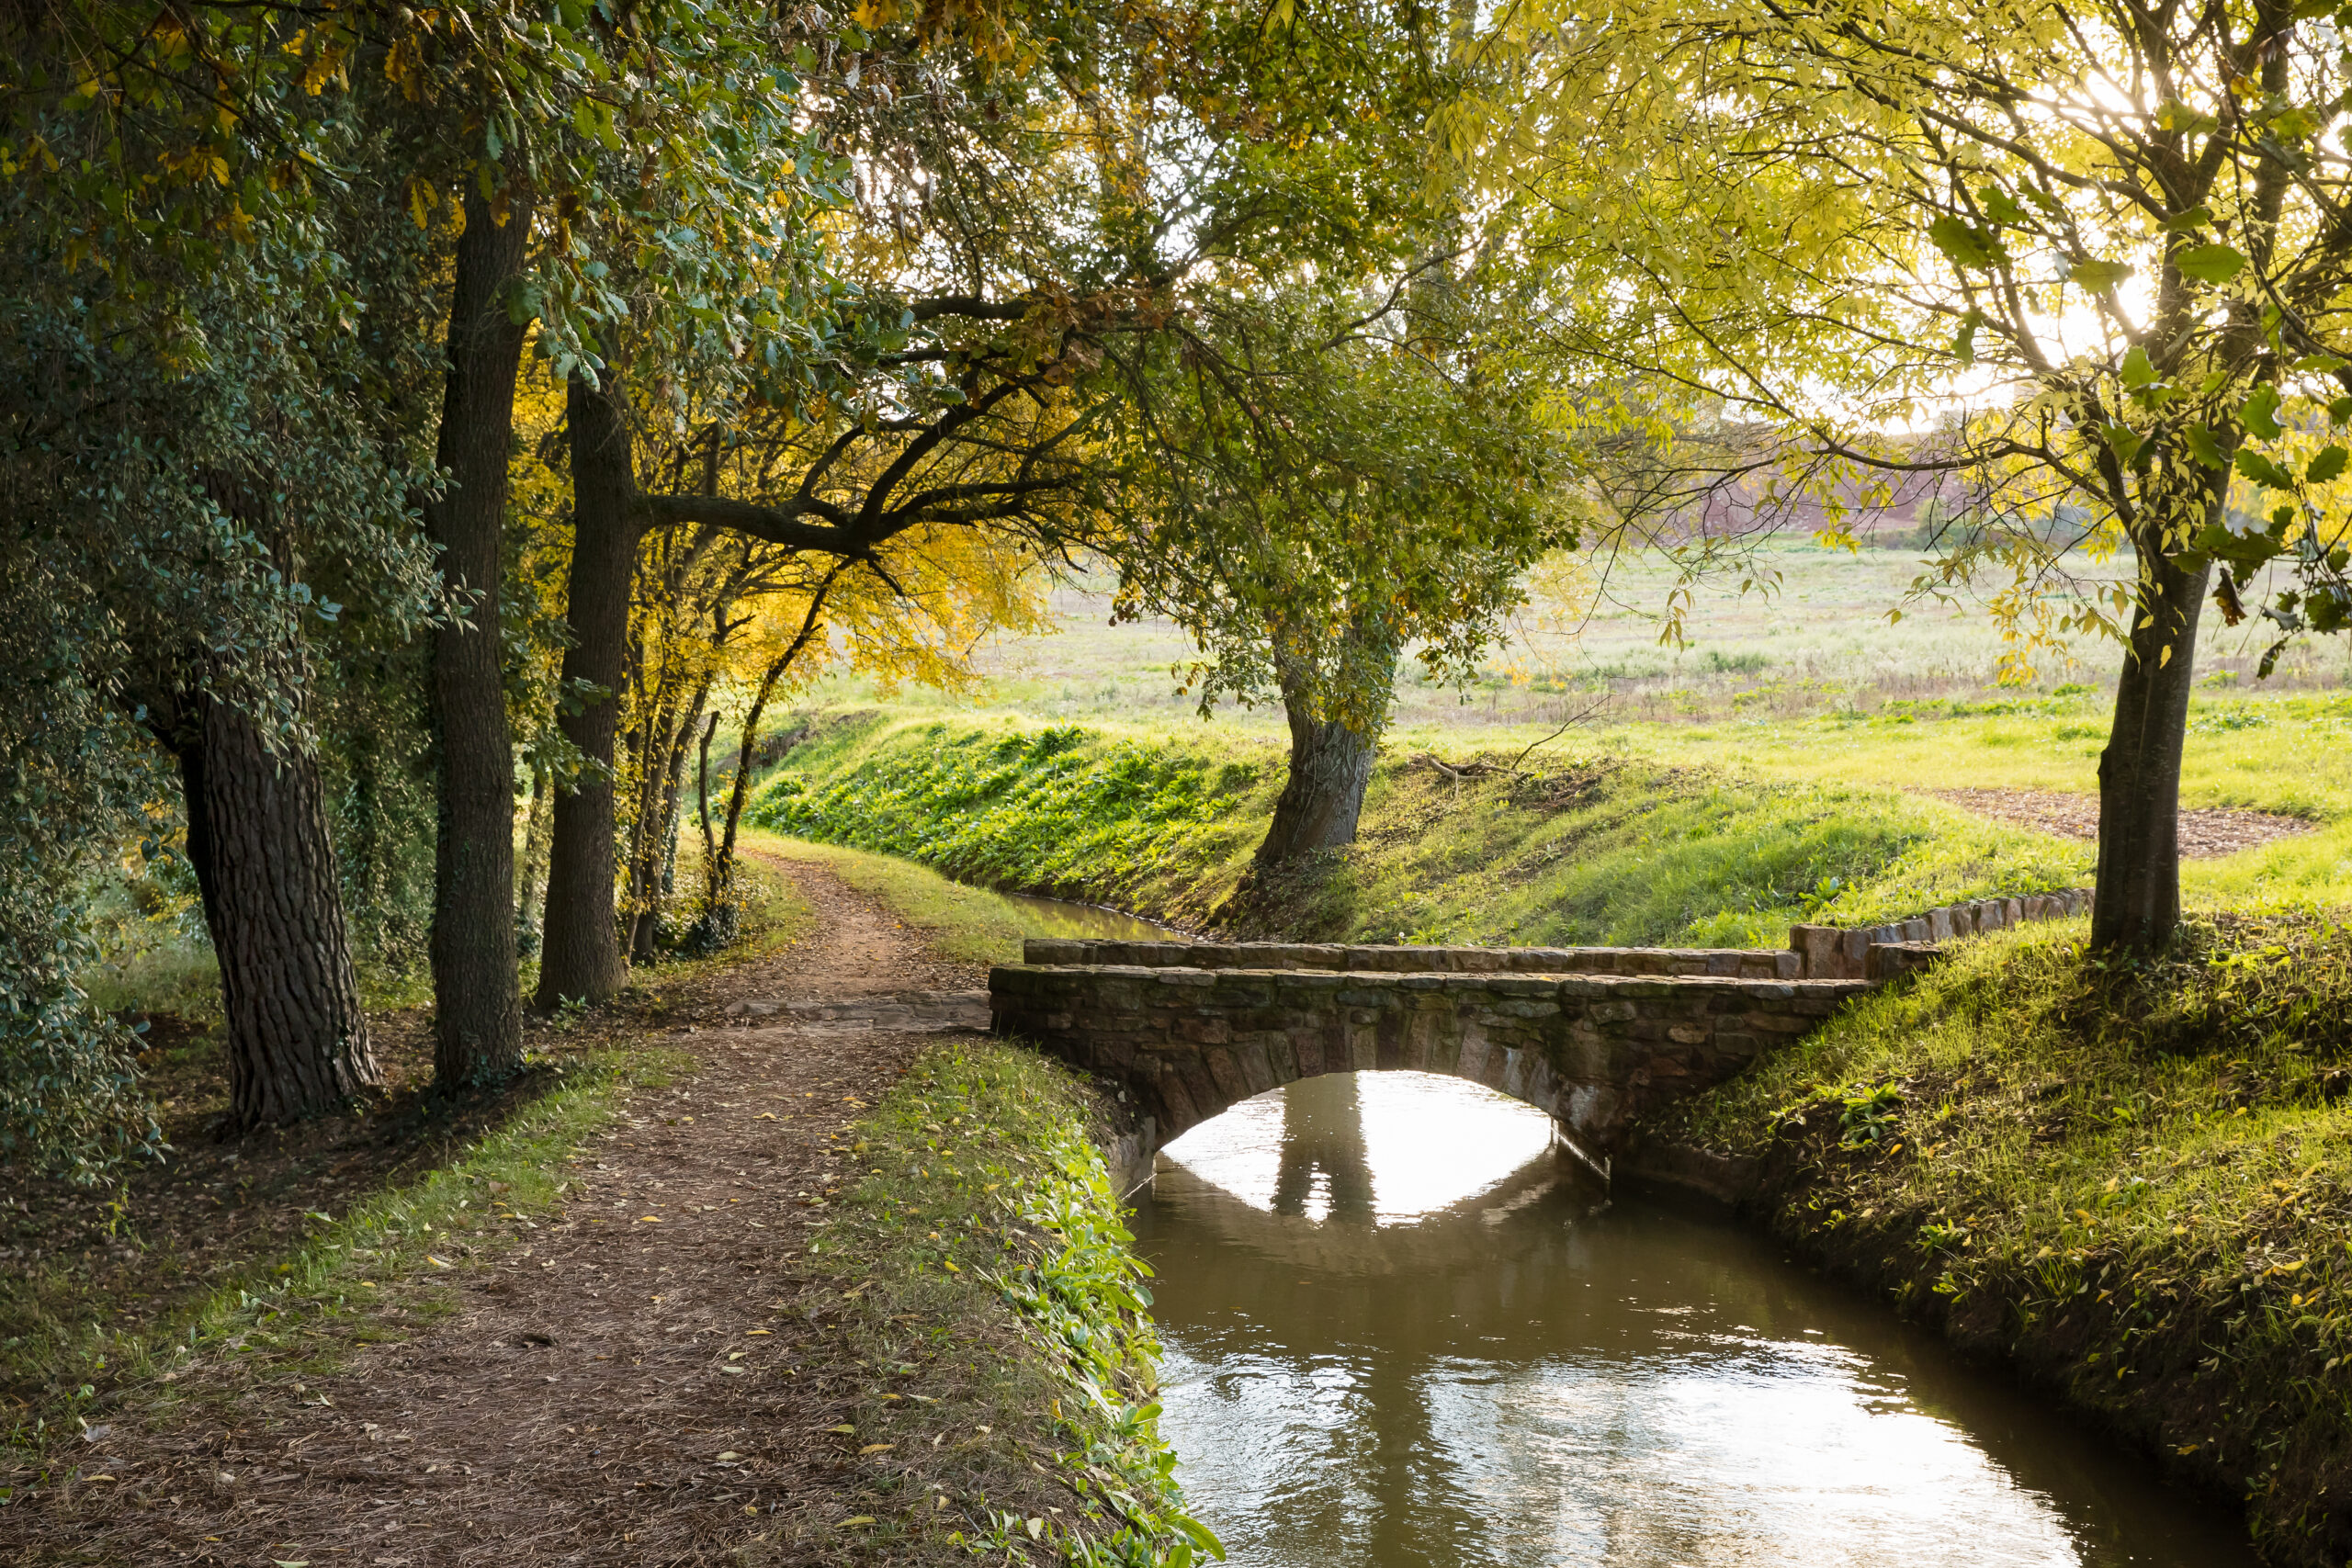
[
  {"x1": 1653, "y1": 916, "x2": 2352, "y2": 1565},
  {"x1": 748, "y1": 712, "x2": 2095, "y2": 946},
  {"x1": 787, "y1": 1038, "x2": 1215, "y2": 1565}
]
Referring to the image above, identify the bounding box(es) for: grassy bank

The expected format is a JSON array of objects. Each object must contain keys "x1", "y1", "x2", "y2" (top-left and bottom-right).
[
  {"x1": 784, "y1": 1037, "x2": 1216, "y2": 1566},
  {"x1": 1649, "y1": 917, "x2": 2352, "y2": 1565},
  {"x1": 746, "y1": 711, "x2": 2101, "y2": 946}
]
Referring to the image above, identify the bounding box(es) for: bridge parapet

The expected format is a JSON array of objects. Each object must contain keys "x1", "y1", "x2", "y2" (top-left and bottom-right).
[
  {"x1": 1022, "y1": 938, "x2": 1801, "y2": 980},
  {"x1": 990, "y1": 961, "x2": 1871, "y2": 1187}
]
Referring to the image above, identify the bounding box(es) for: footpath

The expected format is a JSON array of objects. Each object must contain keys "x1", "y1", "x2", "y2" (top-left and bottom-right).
[{"x1": 9, "y1": 863, "x2": 976, "y2": 1566}]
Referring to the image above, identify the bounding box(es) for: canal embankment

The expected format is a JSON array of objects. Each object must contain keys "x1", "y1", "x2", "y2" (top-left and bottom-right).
[
  {"x1": 790, "y1": 1032, "x2": 1216, "y2": 1565},
  {"x1": 1634, "y1": 915, "x2": 2352, "y2": 1566}
]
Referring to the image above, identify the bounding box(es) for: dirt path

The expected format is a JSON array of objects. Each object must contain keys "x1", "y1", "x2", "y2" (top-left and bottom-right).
[
  {"x1": 11, "y1": 860, "x2": 985, "y2": 1567},
  {"x1": 1927, "y1": 787, "x2": 2316, "y2": 858}
]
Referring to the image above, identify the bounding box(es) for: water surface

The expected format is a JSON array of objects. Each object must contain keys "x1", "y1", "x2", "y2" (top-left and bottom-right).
[
  {"x1": 1001, "y1": 891, "x2": 1184, "y2": 942},
  {"x1": 1134, "y1": 1071, "x2": 2255, "y2": 1568}
]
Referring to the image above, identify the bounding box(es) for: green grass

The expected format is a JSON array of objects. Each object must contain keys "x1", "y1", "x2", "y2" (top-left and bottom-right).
[
  {"x1": 1654, "y1": 917, "x2": 2352, "y2": 1566},
  {"x1": 803, "y1": 545, "x2": 2352, "y2": 735},
  {"x1": 744, "y1": 712, "x2": 2096, "y2": 946},
  {"x1": 782, "y1": 1038, "x2": 1216, "y2": 1565}
]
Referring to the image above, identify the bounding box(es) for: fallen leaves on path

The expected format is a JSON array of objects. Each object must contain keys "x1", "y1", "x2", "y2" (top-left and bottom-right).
[{"x1": 6, "y1": 862, "x2": 988, "y2": 1567}]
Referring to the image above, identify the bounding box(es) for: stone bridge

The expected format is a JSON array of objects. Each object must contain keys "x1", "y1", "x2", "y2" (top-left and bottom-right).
[{"x1": 989, "y1": 938, "x2": 1880, "y2": 1190}]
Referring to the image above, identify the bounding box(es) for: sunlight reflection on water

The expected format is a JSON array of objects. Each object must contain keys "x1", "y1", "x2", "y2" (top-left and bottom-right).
[{"x1": 1136, "y1": 1072, "x2": 2255, "y2": 1568}]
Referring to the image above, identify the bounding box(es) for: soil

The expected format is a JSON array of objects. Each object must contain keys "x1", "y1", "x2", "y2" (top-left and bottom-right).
[
  {"x1": 4, "y1": 858, "x2": 986, "y2": 1566},
  {"x1": 1928, "y1": 787, "x2": 2315, "y2": 859}
]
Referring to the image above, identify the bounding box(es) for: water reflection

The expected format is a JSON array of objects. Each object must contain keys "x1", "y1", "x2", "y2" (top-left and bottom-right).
[
  {"x1": 1136, "y1": 1072, "x2": 2254, "y2": 1568},
  {"x1": 1000, "y1": 891, "x2": 1184, "y2": 942}
]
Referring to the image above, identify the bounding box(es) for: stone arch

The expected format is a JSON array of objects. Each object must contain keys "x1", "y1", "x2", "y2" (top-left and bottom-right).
[{"x1": 989, "y1": 957, "x2": 1871, "y2": 1190}]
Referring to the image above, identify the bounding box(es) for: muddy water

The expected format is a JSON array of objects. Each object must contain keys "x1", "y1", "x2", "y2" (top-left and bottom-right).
[
  {"x1": 1000, "y1": 891, "x2": 1185, "y2": 942},
  {"x1": 1133, "y1": 1072, "x2": 2256, "y2": 1568}
]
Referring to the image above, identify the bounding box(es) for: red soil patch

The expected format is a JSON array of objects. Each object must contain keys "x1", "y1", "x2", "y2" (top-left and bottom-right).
[{"x1": 5, "y1": 860, "x2": 981, "y2": 1566}]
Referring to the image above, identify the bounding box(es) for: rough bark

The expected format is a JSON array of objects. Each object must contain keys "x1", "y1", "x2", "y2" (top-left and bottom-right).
[
  {"x1": 2092, "y1": 544, "x2": 2211, "y2": 953},
  {"x1": 424, "y1": 190, "x2": 532, "y2": 1085},
  {"x1": 171, "y1": 694, "x2": 379, "y2": 1127},
  {"x1": 1257, "y1": 640, "x2": 1394, "y2": 864},
  {"x1": 536, "y1": 372, "x2": 639, "y2": 1007}
]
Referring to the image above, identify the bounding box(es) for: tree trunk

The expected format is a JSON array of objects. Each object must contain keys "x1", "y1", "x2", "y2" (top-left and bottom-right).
[
  {"x1": 2091, "y1": 542, "x2": 2211, "y2": 953},
  {"x1": 424, "y1": 190, "x2": 532, "y2": 1086},
  {"x1": 536, "y1": 372, "x2": 639, "y2": 1007},
  {"x1": 514, "y1": 762, "x2": 550, "y2": 960},
  {"x1": 707, "y1": 572, "x2": 842, "y2": 908},
  {"x1": 173, "y1": 695, "x2": 379, "y2": 1127},
  {"x1": 1256, "y1": 635, "x2": 1395, "y2": 864},
  {"x1": 1258, "y1": 705, "x2": 1381, "y2": 863},
  {"x1": 695, "y1": 708, "x2": 720, "y2": 872},
  {"x1": 629, "y1": 679, "x2": 709, "y2": 960}
]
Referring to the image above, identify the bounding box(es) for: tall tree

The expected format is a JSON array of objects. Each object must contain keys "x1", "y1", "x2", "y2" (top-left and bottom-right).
[
  {"x1": 1102, "y1": 284, "x2": 1562, "y2": 863},
  {"x1": 422, "y1": 192, "x2": 534, "y2": 1085},
  {"x1": 535, "y1": 373, "x2": 638, "y2": 1006},
  {"x1": 0, "y1": 0, "x2": 448, "y2": 1143}
]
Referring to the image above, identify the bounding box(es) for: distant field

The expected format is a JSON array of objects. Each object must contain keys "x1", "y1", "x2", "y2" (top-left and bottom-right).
[
  {"x1": 787, "y1": 543, "x2": 2352, "y2": 920},
  {"x1": 817, "y1": 542, "x2": 2351, "y2": 732}
]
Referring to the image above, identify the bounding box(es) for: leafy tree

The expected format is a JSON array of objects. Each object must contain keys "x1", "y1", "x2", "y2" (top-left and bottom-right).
[
  {"x1": 1102, "y1": 283, "x2": 1563, "y2": 862},
  {"x1": 0, "y1": 12, "x2": 447, "y2": 1136},
  {"x1": 1490, "y1": 0, "x2": 2352, "y2": 949}
]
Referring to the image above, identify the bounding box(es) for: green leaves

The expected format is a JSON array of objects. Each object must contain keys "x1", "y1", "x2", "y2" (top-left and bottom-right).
[
  {"x1": 2067, "y1": 258, "x2": 2132, "y2": 291},
  {"x1": 2240, "y1": 384, "x2": 2286, "y2": 440},
  {"x1": 2154, "y1": 99, "x2": 2222, "y2": 136},
  {"x1": 1928, "y1": 215, "x2": 2005, "y2": 271},
  {"x1": 2309, "y1": 446, "x2": 2349, "y2": 485},
  {"x1": 1952, "y1": 310, "x2": 1984, "y2": 367},
  {"x1": 2120, "y1": 344, "x2": 2159, "y2": 389},
  {"x1": 2234, "y1": 448, "x2": 2296, "y2": 491},
  {"x1": 2182, "y1": 423, "x2": 2228, "y2": 469},
  {"x1": 2173, "y1": 243, "x2": 2247, "y2": 285}
]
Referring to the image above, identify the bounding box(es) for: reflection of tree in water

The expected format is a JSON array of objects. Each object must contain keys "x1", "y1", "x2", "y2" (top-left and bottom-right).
[{"x1": 1272, "y1": 1073, "x2": 1379, "y2": 1221}]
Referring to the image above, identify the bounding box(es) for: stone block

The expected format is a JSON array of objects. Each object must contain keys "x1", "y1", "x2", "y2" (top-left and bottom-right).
[
  {"x1": 1790, "y1": 923, "x2": 1844, "y2": 978},
  {"x1": 1926, "y1": 907, "x2": 1954, "y2": 942},
  {"x1": 1175, "y1": 1014, "x2": 1230, "y2": 1045},
  {"x1": 1865, "y1": 941, "x2": 1943, "y2": 981}
]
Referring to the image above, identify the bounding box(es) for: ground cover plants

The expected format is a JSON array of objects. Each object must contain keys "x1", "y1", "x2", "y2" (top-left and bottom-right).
[
  {"x1": 786, "y1": 1037, "x2": 1218, "y2": 1565},
  {"x1": 1653, "y1": 918, "x2": 2352, "y2": 1565}
]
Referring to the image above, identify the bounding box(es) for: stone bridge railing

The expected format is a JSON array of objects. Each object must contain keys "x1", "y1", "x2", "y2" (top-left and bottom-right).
[
  {"x1": 991, "y1": 892, "x2": 2092, "y2": 1190},
  {"x1": 990, "y1": 940, "x2": 1872, "y2": 1190}
]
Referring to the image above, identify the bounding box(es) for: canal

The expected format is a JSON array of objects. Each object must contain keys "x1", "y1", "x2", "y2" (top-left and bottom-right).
[{"x1": 1129, "y1": 1072, "x2": 2256, "y2": 1568}]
